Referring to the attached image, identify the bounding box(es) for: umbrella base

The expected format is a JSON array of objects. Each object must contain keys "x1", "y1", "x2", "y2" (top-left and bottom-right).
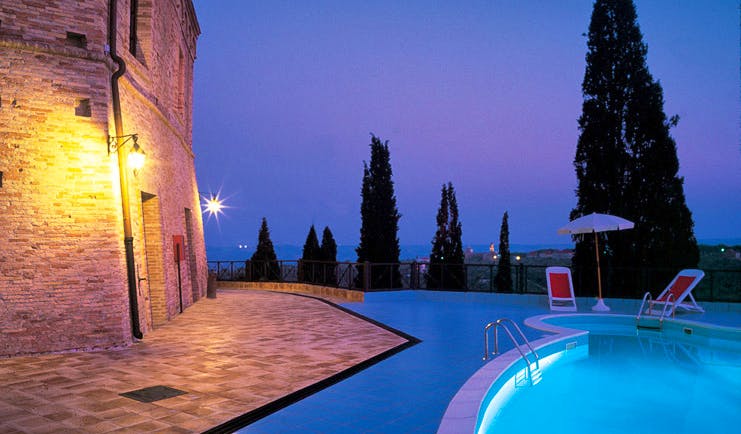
[{"x1": 592, "y1": 298, "x2": 610, "y2": 312}]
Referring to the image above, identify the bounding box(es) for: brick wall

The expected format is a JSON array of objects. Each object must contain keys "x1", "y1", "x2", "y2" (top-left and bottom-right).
[{"x1": 0, "y1": 0, "x2": 205, "y2": 357}]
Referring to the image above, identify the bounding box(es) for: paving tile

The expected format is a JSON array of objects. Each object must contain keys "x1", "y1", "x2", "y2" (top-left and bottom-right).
[{"x1": 0, "y1": 289, "x2": 412, "y2": 432}]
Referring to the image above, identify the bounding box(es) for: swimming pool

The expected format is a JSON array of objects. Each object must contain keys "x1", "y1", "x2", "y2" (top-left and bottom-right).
[
  {"x1": 442, "y1": 314, "x2": 741, "y2": 434},
  {"x1": 236, "y1": 292, "x2": 738, "y2": 433}
]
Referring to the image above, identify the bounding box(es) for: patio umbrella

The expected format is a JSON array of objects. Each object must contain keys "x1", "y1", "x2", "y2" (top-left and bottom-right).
[{"x1": 558, "y1": 213, "x2": 634, "y2": 311}]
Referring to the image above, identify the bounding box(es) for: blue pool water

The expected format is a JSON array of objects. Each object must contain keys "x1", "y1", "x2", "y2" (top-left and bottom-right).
[
  {"x1": 238, "y1": 292, "x2": 739, "y2": 433},
  {"x1": 239, "y1": 291, "x2": 548, "y2": 433},
  {"x1": 478, "y1": 322, "x2": 741, "y2": 434}
]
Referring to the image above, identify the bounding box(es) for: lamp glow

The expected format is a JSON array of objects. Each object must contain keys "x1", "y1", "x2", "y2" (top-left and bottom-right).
[{"x1": 127, "y1": 142, "x2": 146, "y2": 171}]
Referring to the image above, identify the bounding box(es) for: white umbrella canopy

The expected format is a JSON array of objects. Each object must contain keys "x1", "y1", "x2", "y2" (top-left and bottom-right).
[
  {"x1": 558, "y1": 212, "x2": 635, "y2": 311},
  {"x1": 558, "y1": 213, "x2": 634, "y2": 235}
]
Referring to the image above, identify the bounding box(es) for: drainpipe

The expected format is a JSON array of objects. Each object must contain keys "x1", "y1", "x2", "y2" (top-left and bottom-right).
[{"x1": 108, "y1": 0, "x2": 143, "y2": 340}]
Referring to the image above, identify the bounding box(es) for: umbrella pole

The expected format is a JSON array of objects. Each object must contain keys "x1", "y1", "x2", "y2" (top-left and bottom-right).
[
  {"x1": 594, "y1": 231, "x2": 602, "y2": 299},
  {"x1": 592, "y1": 231, "x2": 610, "y2": 311}
]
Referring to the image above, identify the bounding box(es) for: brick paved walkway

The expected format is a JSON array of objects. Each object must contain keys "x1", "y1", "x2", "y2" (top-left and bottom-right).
[{"x1": 0, "y1": 290, "x2": 410, "y2": 433}]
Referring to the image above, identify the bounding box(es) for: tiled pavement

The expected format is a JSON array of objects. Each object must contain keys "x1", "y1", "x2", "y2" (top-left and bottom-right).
[{"x1": 0, "y1": 290, "x2": 410, "y2": 433}]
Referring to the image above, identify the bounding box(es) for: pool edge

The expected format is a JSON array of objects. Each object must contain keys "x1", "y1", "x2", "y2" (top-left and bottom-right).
[{"x1": 437, "y1": 313, "x2": 741, "y2": 434}]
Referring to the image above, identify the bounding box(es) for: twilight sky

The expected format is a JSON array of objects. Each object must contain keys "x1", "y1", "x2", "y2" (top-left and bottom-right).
[{"x1": 192, "y1": 1, "x2": 740, "y2": 250}]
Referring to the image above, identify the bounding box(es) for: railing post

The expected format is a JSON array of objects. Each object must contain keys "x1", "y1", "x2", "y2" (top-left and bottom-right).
[
  {"x1": 363, "y1": 261, "x2": 370, "y2": 291},
  {"x1": 518, "y1": 263, "x2": 524, "y2": 293},
  {"x1": 439, "y1": 264, "x2": 444, "y2": 291},
  {"x1": 489, "y1": 264, "x2": 494, "y2": 292},
  {"x1": 524, "y1": 265, "x2": 528, "y2": 293},
  {"x1": 464, "y1": 264, "x2": 469, "y2": 290}
]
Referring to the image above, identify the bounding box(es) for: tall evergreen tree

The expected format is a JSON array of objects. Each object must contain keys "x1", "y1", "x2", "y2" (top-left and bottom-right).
[
  {"x1": 355, "y1": 135, "x2": 402, "y2": 289},
  {"x1": 428, "y1": 183, "x2": 465, "y2": 289},
  {"x1": 447, "y1": 184, "x2": 464, "y2": 288},
  {"x1": 300, "y1": 225, "x2": 321, "y2": 283},
  {"x1": 250, "y1": 217, "x2": 280, "y2": 281},
  {"x1": 320, "y1": 226, "x2": 338, "y2": 285},
  {"x1": 494, "y1": 212, "x2": 512, "y2": 292},
  {"x1": 572, "y1": 0, "x2": 698, "y2": 296}
]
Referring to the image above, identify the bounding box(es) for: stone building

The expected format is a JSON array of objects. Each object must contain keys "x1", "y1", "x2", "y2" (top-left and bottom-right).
[{"x1": 0, "y1": 0, "x2": 207, "y2": 357}]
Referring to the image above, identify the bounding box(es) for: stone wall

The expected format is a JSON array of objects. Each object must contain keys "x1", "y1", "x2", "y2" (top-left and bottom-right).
[
  {"x1": 0, "y1": 0, "x2": 205, "y2": 356},
  {"x1": 217, "y1": 282, "x2": 365, "y2": 303}
]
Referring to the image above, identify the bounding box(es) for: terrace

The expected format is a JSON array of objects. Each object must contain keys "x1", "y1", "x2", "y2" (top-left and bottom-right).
[{"x1": 1, "y1": 279, "x2": 737, "y2": 433}]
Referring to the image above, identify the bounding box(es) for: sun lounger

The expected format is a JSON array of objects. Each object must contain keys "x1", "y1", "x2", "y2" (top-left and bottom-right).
[
  {"x1": 546, "y1": 267, "x2": 577, "y2": 312},
  {"x1": 646, "y1": 269, "x2": 705, "y2": 316}
]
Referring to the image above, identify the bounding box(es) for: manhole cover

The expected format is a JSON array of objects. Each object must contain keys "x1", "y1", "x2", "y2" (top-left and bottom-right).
[{"x1": 120, "y1": 385, "x2": 187, "y2": 403}]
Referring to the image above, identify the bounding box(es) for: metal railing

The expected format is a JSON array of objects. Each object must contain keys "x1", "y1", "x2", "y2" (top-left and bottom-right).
[
  {"x1": 207, "y1": 259, "x2": 741, "y2": 302},
  {"x1": 483, "y1": 318, "x2": 539, "y2": 365},
  {"x1": 636, "y1": 292, "x2": 677, "y2": 329}
]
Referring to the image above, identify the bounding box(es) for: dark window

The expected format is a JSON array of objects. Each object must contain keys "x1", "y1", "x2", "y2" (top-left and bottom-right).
[
  {"x1": 75, "y1": 99, "x2": 91, "y2": 117},
  {"x1": 129, "y1": 0, "x2": 138, "y2": 56},
  {"x1": 66, "y1": 31, "x2": 87, "y2": 48}
]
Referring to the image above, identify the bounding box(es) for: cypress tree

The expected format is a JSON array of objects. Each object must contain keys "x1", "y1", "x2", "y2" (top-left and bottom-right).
[
  {"x1": 572, "y1": 0, "x2": 698, "y2": 296},
  {"x1": 428, "y1": 183, "x2": 465, "y2": 289},
  {"x1": 320, "y1": 226, "x2": 338, "y2": 285},
  {"x1": 494, "y1": 212, "x2": 512, "y2": 292},
  {"x1": 447, "y1": 183, "x2": 464, "y2": 288},
  {"x1": 355, "y1": 134, "x2": 402, "y2": 289},
  {"x1": 300, "y1": 225, "x2": 321, "y2": 283},
  {"x1": 428, "y1": 184, "x2": 450, "y2": 289},
  {"x1": 250, "y1": 217, "x2": 280, "y2": 281}
]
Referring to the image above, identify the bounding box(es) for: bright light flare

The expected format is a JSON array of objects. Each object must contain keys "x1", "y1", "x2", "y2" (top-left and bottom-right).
[
  {"x1": 200, "y1": 187, "x2": 233, "y2": 227},
  {"x1": 203, "y1": 195, "x2": 224, "y2": 217}
]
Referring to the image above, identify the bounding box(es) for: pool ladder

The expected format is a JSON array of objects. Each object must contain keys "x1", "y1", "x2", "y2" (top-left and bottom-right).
[
  {"x1": 636, "y1": 292, "x2": 675, "y2": 330},
  {"x1": 483, "y1": 318, "x2": 541, "y2": 386}
]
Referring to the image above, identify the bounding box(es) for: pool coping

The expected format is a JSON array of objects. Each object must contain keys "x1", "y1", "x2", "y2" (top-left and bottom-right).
[{"x1": 437, "y1": 312, "x2": 741, "y2": 434}]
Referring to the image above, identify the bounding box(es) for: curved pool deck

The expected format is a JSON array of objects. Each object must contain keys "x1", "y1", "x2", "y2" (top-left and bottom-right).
[{"x1": 438, "y1": 305, "x2": 741, "y2": 434}]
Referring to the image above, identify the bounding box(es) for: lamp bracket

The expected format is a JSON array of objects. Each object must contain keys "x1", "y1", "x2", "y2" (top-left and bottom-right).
[{"x1": 108, "y1": 134, "x2": 138, "y2": 155}]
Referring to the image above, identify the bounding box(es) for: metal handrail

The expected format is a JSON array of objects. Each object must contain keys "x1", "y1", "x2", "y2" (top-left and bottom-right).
[
  {"x1": 658, "y1": 293, "x2": 676, "y2": 326},
  {"x1": 483, "y1": 318, "x2": 539, "y2": 370},
  {"x1": 636, "y1": 291, "x2": 676, "y2": 329},
  {"x1": 636, "y1": 291, "x2": 653, "y2": 325}
]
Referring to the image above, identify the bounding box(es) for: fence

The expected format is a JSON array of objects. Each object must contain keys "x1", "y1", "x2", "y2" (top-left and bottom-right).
[{"x1": 207, "y1": 259, "x2": 741, "y2": 303}]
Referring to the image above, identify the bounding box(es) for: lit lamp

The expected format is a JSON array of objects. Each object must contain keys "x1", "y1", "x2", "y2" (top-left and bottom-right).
[
  {"x1": 127, "y1": 142, "x2": 146, "y2": 171},
  {"x1": 108, "y1": 134, "x2": 146, "y2": 171},
  {"x1": 204, "y1": 196, "x2": 223, "y2": 216},
  {"x1": 201, "y1": 193, "x2": 226, "y2": 220}
]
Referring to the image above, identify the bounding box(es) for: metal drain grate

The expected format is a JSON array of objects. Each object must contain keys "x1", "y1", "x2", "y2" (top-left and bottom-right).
[{"x1": 120, "y1": 385, "x2": 187, "y2": 403}]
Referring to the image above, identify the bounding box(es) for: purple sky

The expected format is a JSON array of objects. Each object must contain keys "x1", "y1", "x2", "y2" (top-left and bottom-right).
[{"x1": 192, "y1": 1, "x2": 740, "y2": 249}]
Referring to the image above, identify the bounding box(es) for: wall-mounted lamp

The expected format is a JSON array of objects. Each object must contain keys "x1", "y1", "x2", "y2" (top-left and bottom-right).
[{"x1": 108, "y1": 134, "x2": 146, "y2": 171}]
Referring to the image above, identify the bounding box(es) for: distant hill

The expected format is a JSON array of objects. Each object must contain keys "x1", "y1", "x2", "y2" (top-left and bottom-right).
[
  {"x1": 208, "y1": 239, "x2": 741, "y2": 265},
  {"x1": 206, "y1": 243, "x2": 576, "y2": 262}
]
